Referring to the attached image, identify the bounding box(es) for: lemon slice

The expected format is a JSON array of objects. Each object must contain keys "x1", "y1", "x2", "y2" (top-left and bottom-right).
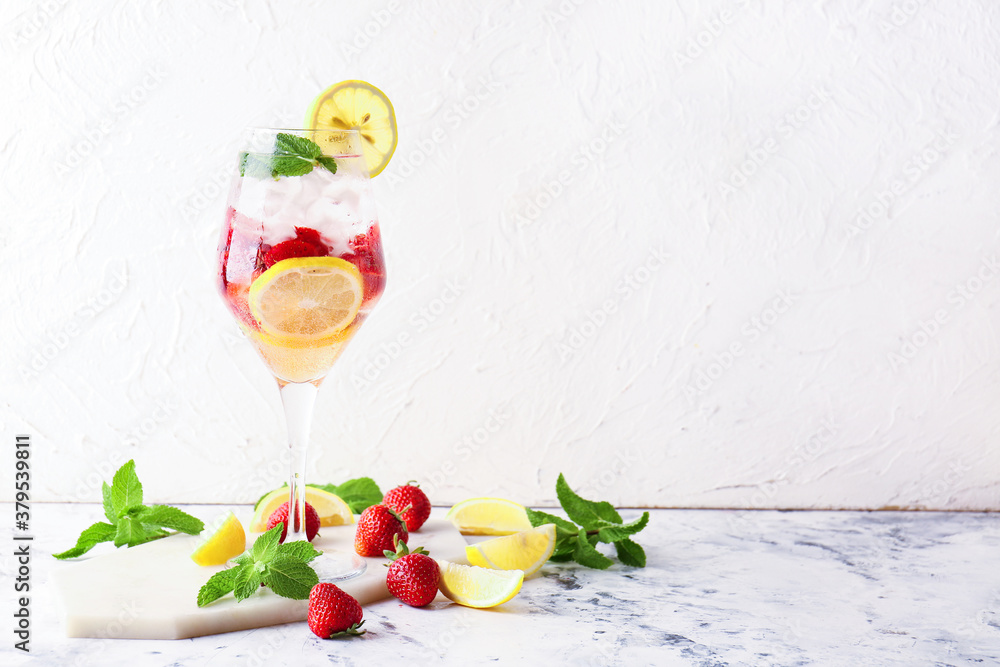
[
  {"x1": 191, "y1": 512, "x2": 246, "y2": 566},
  {"x1": 445, "y1": 497, "x2": 533, "y2": 536},
  {"x1": 305, "y1": 80, "x2": 398, "y2": 177},
  {"x1": 249, "y1": 257, "x2": 363, "y2": 340},
  {"x1": 436, "y1": 560, "x2": 524, "y2": 608},
  {"x1": 465, "y1": 524, "x2": 556, "y2": 576},
  {"x1": 250, "y1": 486, "x2": 354, "y2": 532}
]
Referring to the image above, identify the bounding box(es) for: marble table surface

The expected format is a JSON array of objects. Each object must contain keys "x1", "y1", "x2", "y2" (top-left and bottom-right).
[{"x1": 3, "y1": 504, "x2": 998, "y2": 666}]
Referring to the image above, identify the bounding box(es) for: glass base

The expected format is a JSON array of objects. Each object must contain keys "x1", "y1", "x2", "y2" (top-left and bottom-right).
[{"x1": 312, "y1": 550, "x2": 367, "y2": 582}]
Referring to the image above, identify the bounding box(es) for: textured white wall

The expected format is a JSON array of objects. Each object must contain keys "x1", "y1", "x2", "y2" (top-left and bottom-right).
[{"x1": 2, "y1": 1, "x2": 999, "y2": 509}]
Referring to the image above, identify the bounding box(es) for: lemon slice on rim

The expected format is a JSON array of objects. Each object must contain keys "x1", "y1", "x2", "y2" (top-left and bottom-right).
[
  {"x1": 465, "y1": 524, "x2": 557, "y2": 576},
  {"x1": 445, "y1": 497, "x2": 534, "y2": 536},
  {"x1": 191, "y1": 512, "x2": 246, "y2": 566},
  {"x1": 305, "y1": 80, "x2": 397, "y2": 177},
  {"x1": 249, "y1": 257, "x2": 363, "y2": 340},
  {"x1": 250, "y1": 486, "x2": 354, "y2": 532},
  {"x1": 436, "y1": 560, "x2": 524, "y2": 608}
]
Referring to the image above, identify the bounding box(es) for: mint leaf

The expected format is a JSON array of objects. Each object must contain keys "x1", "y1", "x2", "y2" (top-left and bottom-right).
[
  {"x1": 134, "y1": 505, "x2": 204, "y2": 535},
  {"x1": 552, "y1": 535, "x2": 576, "y2": 559},
  {"x1": 573, "y1": 532, "x2": 614, "y2": 570},
  {"x1": 269, "y1": 155, "x2": 315, "y2": 177},
  {"x1": 549, "y1": 552, "x2": 574, "y2": 563},
  {"x1": 277, "y1": 540, "x2": 322, "y2": 563},
  {"x1": 251, "y1": 525, "x2": 282, "y2": 564},
  {"x1": 594, "y1": 512, "x2": 650, "y2": 544},
  {"x1": 556, "y1": 473, "x2": 621, "y2": 529},
  {"x1": 234, "y1": 564, "x2": 267, "y2": 602},
  {"x1": 232, "y1": 552, "x2": 254, "y2": 567},
  {"x1": 111, "y1": 460, "x2": 143, "y2": 513},
  {"x1": 526, "y1": 508, "x2": 578, "y2": 536},
  {"x1": 240, "y1": 134, "x2": 328, "y2": 180},
  {"x1": 316, "y1": 156, "x2": 338, "y2": 175},
  {"x1": 240, "y1": 152, "x2": 272, "y2": 179},
  {"x1": 264, "y1": 555, "x2": 318, "y2": 600},
  {"x1": 615, "y1": 538, "x2": 646, "y2": 567},
  {"x1": 197, "y1": 568, "x2": 239, "y2": 607},
  {"x1": 275, "y1": 133, "x2": 321, "y2": 159},
  {"x1": 53, "y1": 522, "x2": 117, "y2": 559},
  {"x1": 55, "y1": 460, "x2": 205, "y2": 559},
  {"x1": 114, "y1": 515, "x2": 150, "y2": 548},
  {"x1": 102, "y1": 482, "x2": 116, "y2": 523},
  {"x1": 314, "y1": 478, "x2": 382, "y2": 514},
  {"x1": 194, "y1": 531, "x2": 321, "y2": 606}
]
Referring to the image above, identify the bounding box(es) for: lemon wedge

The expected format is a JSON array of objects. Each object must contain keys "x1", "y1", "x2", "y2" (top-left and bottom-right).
[
  {"x1": 250, "y1": 486, "x2": 354, "y2": 532},
  {"x1": 445, "y1": 497, "x2": 533, "y2": 536},
  {"x1": 191, "y1": 512, "x2": 246, "y2": 566},
  {"x1": 465, "y1": 524, "x2": 556, "y2": 576},
  {"x1": 436, "y1": 560, "x2": 524, "y2": 608},
  {"x1": 305, "y1": 80, "x2": 398, "y2": 177},
  {"x1": 249, "y1": 257, "x2": 363, "y2": 341}
]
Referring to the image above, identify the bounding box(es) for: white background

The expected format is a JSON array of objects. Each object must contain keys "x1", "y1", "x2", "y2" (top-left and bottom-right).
[{"x1": 2, "y1": 1, "x2": 998, "y2": 509}]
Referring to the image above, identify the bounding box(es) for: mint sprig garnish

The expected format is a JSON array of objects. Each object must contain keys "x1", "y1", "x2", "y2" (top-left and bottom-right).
[
  {"x1": 54, "y1": 460, "x2": 205, "y2": 559},
  {"x1": 526, "y1": 473, "x2": 649, "y2": 569},
  {"x1": 196, "y1": 526, "x2": 321, "y2": 607},
  {"x1": 253, "y1": 477, "x2": 383, "y2": 515},
  {"x1": 239, "y1": 132, "x2": 338, "y2": 179}
]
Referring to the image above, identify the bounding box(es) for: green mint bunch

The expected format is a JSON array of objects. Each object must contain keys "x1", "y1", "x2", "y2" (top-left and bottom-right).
[
  {"x1": 252, "y1": 477, "x2": 383, "y2": 515},
  {"x1": 527, "y1": 474, "x2": 649, "y2": 569},
  {"x1": 239, "y1": 132, "x2": 338, "y2": 179},
  {"x1": 54, "y1": 460, "x2": 204, "y2": 559},
  {"x1": 197, "y1": 525, "x2": 321, "y2": 606}
]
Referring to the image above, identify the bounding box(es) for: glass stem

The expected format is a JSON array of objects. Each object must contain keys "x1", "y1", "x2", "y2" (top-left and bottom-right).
[{"x1": 279, "y1": 381, "x2": 318, "y2": 542}]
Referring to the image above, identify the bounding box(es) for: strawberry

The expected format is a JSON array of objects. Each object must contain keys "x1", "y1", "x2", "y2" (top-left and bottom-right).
[
  {"x1": 340, "y1": 226, "x2": 386, "y2": 301},
  {"x1": 308, "y1": 583, "x2": 365, "y2": 638},
  {"x1": 266, "y1": 501, "x2": 320, "y2": 543},
  {"x1": 383, "y1": 482, "x2": 431, "y2": 532},
  {"x1": 293, "y1": 226, "x2": 325, "y2": 249},
  {"x1": 264, "y1": 239, "x2": 320, "y2": 268},
  {"x1": 263, "y1": 227, "x2": 329, "y2": 268},
  {"x1": 384, "y1": 536, "x2": 440, "y2": 607},
  {"x1": 354, "y1": 504, "x2": 408, "y2": 557}
]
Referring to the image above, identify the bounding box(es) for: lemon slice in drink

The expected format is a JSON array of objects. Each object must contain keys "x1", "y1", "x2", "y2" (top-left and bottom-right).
[
  {"x1": 305, "y1": 80, "x2": 398, "y2": 177},
  {"x1": 436, "y1": 560, "x2": 524, "y2": 608},
  {"x1": 191, "y1": 512, "x2": 246, "y2": 566},
  {"x1": 445, "y1": 497, "x2": 533, "y2": 536},
  {"x1": 465, "y1": 524, "x2": 557, "y2": 576},
  {"x1": 249, "y1": 257, "x2": 363, "y2": 340},
  {"x1": 250, "y1": 486, "x2": 354, "y2": 532}
]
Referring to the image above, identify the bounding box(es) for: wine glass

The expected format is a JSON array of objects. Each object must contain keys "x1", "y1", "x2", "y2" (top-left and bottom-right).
[{"x1": 216, "y1": 128, "x2": 386, "y2": 580}]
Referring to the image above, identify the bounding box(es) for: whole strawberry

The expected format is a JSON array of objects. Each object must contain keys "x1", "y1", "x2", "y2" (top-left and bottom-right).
[
  {"x1": 354, "y1": 504, "x2": 408, "y2": 557},
  {"x1": 384, "y1": 536, "x2": 440, "y2": 607},
  {"x1": 308, "y1": 583, "x2": 365, "y2": 638},
  {"x1": 267, "y1": 501, "x2": 320, "y2": 543},
  {"x1": 383, "y1": 482, "x2": 431, "y2": 532}
]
